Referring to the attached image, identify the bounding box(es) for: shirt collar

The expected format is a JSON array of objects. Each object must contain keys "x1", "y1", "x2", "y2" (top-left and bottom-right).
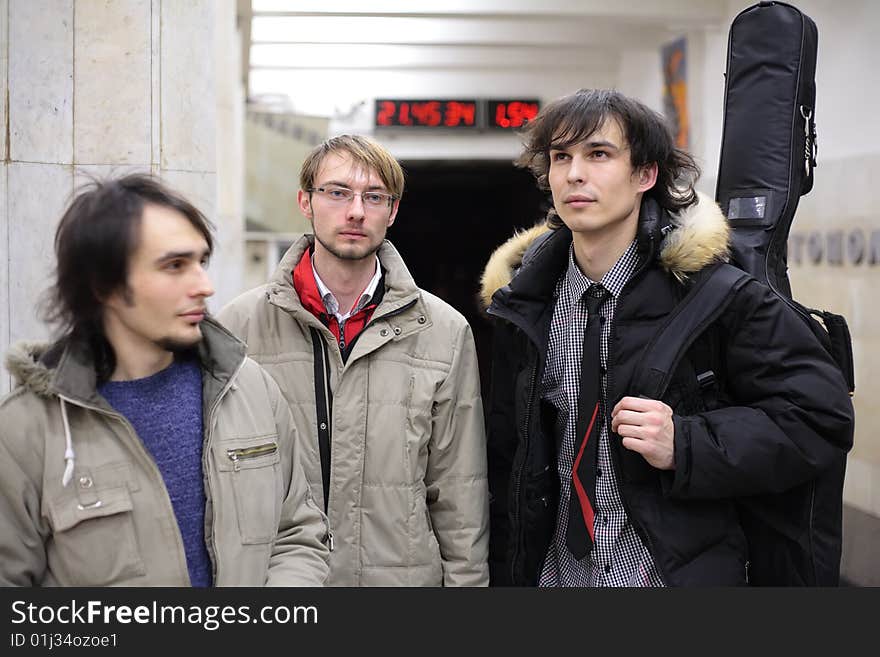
[
  {"x1": 563, "y1": 239, "x2": 640, "y2": 300},
  {"x1": 311, "y1": 255, "x2": 382, "y2": 321}
]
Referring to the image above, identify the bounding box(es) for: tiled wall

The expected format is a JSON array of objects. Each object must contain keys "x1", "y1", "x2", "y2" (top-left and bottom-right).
[
  {"x1": 0, "y1": 0, "x2": 244, "y2": 396},
  {"x1": 790, "y1": 153, "x2": 880, "y2": 526}
]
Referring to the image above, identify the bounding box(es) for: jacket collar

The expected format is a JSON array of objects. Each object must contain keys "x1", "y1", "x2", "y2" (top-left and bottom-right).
[
  {"x1": 480, "y1": 191, "x2": 730, "y2": 312},
  {"x1": 267, "y1": 234, "x2": 424, "y2": 322},
  {"x1": 4, "y1": 317, "x2": 247, "y2": 408}
]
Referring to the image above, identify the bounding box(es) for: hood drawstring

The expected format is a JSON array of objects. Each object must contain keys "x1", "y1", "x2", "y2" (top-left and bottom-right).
[{"x1": 59, "y1": 398, "x2": 75, "y2": 487}]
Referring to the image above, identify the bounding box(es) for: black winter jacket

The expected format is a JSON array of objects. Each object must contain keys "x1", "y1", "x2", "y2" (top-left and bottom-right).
[{"x1": 480, "y1": 194, "x2": 854, "y2": 586}]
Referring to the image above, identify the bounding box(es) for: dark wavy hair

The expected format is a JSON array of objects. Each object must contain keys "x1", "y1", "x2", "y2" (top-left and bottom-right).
[
  {"x1": 43, "y1": 174, "x2": 214, "y2": 381},
  {"x1": 516, "y1": 88, "x2": 700, "y2": 229}
]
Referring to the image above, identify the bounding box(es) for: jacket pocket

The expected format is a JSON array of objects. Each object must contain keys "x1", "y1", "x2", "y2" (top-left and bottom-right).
[
  {"x1": 217, "y1": 437, "x2": 281, "y2": 545},
  {"x1": 47, "y1": 485, "x2": 145, "y2": 585}
]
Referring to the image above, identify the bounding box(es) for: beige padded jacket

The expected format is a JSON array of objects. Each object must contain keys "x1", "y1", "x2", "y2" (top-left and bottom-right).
[
  {"x1": 218, "y1": 235, "x2": 489, "y2": 586},
  {"x1": 0, "y1": 319, "x2": 330, "y2": 586}
]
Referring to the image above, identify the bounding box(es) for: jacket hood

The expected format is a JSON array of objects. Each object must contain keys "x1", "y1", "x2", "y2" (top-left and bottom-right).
[
  {"x1": 4, "y1": 340, "x2": 56, "y2": 396},
  {"x1": 479, "y1": 191, "x2": 729, "y2": 308},
  {"x1": 4, "y1": 319, "x2": 246, "y2": 401},
  {"x1": 3, "y1": 319, "x2": 247, "y2": 489}
]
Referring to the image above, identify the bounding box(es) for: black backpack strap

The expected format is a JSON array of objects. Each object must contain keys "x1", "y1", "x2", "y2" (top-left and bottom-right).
[
  {"x1": 809, "y1": 307, "x2": 855, "y2": 394},
  {"x1": 630, "y1": 263, "x2": 751, "y2": 400},
  {"x1": 309, "y1": 326, "x2": 333, "y2": 513}
]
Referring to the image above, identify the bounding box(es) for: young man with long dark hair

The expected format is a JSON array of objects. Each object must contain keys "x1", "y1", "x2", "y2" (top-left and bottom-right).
[{"x1": 481, "y1": 89, "x2": 853, "y2": 586}]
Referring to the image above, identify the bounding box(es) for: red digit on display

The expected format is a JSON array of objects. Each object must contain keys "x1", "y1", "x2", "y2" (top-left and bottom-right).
[
  {"x1": 509, "y1": 102, "x2": 538, "y2": 127},
  {"x1": 414, "y1": 101, "x2": 441, "y2": 126},
  {"x1": 427, "y1": 101, "x2": 442, "y2": 126},
  {"x1": 376, "y1": 101, "x2": 396, "y2": 126},
  {"x1": 461, "y1": 102, "x2": 476, "y2": 126},
  {"x1": 446, "y1": 102, "x2": 476, "y2": 127},
  {"x1": 444, "y1": 102, "x2": 460, "y2": 126},
  {"x1": 494, "y1": 104, "x2": 511, "y2": 128},
  {"x1": 410, "y1": 102, "x2": 426, "y2": 125},
  {"x1": 444, "y1": 102, "x2": 459, "y2": 127},
  {"x1": 398, "y1": 102, "x2": 411, "y2": 125}
]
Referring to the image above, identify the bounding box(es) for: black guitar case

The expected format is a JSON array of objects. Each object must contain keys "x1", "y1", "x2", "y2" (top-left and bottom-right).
[
  {"x1": 713, "y1": 1, "x2": 854, "y2": 586},
  {"x1": 716, "y1": 0, "x2": 853, "y2": 392},
  {"x1": 716, "y1": 0, "x2": 817, "y2": 302}
]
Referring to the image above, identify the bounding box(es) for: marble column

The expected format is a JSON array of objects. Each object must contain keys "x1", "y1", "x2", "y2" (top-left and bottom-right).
[{"x1": 0, "y1": 0, "x2": 244, "y2": 394}]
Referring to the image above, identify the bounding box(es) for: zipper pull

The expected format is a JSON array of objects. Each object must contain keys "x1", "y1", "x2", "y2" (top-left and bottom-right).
[
  {"x1": 227, "y1": 450, "x2": 241, "y2": 472},
  {"x1": 800, "y1": 105, "x2": 813, "y2": 177}
]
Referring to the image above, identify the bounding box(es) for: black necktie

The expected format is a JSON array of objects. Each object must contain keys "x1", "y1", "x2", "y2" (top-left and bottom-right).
[{"x1": 566, "y1": 284, "x2": 608, "y2": 560}]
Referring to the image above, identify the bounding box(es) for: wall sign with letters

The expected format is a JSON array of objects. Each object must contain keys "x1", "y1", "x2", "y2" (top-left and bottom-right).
[{"x1": 789, "y1": 228, "x2": 880, "y2": 266}]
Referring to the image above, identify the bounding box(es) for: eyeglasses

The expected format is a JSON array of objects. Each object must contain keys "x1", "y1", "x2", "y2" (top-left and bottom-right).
[{"x1": 308, "y1": 186, "x2": 397, "y2": 209}]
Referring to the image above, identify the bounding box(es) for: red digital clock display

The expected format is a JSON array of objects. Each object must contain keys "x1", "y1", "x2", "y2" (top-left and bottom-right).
[
  {"x1": 487, "y1": 99, "x2": 540, "y2": 129},
  {"x1": 375, "y1": 99, "x2": 478, "y2": 128}
]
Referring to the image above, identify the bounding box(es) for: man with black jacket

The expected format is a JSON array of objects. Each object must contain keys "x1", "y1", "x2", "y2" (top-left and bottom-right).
[{"x1": 480, "y1": 89, "x2": 854, "y2": 586}]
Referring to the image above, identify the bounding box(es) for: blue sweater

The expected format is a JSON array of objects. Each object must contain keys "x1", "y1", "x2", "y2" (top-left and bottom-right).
[{"x1": 99, "y1": 357, "x2": 212, "y2": 587}]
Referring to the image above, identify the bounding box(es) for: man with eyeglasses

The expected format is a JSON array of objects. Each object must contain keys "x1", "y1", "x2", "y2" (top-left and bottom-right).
[{"x1": 219, "y1": 134, "x2": 489, "y2": 586}]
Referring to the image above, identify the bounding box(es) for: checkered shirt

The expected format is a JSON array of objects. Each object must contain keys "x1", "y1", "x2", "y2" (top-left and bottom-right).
[{"x1": 538, "y1": 240, "x2": 665, "y2": 587}]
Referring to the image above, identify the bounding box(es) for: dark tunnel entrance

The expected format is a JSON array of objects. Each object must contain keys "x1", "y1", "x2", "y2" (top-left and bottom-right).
[{"x1": 389, "y1": 160, "x2": 550, "y2": 401}]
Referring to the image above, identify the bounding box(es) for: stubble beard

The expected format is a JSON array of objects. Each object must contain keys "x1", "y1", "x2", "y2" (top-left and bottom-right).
[
  {"x1": 315, "y1": 231, "x2": 383, "y2": 262},
  {"x1": 156, "y1": 332, "x2": 203, "y2": 354}
]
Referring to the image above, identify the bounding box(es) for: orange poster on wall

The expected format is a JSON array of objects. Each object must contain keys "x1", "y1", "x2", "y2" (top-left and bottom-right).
[{"x1": 662, "y1": 37, "x2": 689, "y2": 149}]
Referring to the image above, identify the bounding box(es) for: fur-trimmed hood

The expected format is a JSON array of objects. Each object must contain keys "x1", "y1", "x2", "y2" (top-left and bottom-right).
[
  {"x1": 479, "y1": 191, "x2": 729, "y2": 309},
  {"x1": 4, "y1": 341, "x2": 55, "y2": 396},
  {"x1": 3, "y1": 318, "x2": 247, "y2": 402},
  {"x1": 1, "y1": 320, "x2": 249, "y2": 490}
]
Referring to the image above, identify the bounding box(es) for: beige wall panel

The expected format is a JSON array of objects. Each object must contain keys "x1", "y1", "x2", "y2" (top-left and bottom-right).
[
  {"x1": 801, "y1": 154, "x2": 879, "y2": 222},
  {"x1": 73, "y1": 164, "x2": 151, "y2": 188},
  {"x1": 160, "y1": 169, "x2": 215, "y2": 219},
  {"x1": 8, "y1": 0, "x2": 73, "y2": 164},
  {"x1": 851, "y1": 338, "x2": 880, "y2": 463},
  {"x1": 1, "y1": 1, "x2": 6, "y2": 392},
  {"x1": 245, "y1": 115, "x2": 327, "y2": 234},
  {"x1": 160, "y1": 0, "x2": 215, "y2": 172},
  {"x1": 785, "y1": 153, "x2": 880, "y2": 515},
  {"x1": 873, "y1": 459, "x2": 880, "y2": 518},
  {"x1": 843, "y1": 457, "x2": 873, "y2": 516},
  {"x1": 1, "y1": 0, "x2": 9, "y2": 162},
  {"x1": 216, "y1": 102, "x2": 242, "y2": 223},
  {"x1": 0, "y1": 163, "x2": 8, "y2": 395},
  {"x1": 211, "y1": 3, "x2": 245, "y2": 311},
  {"x1": 215, "y1": 0, "x2": 243, "y2": 223},
  {"x1": 214, "y1": 0, "x2": 236, "y2": 114},
  {"x1": 7, "y1": 162, "x2": 72, "y2": 345},
  {"x1": 210, "y1": 212, "x2": 245, "y2": 308},
  {"x1": 243, "y1": 241, "x2": 268, "y2": 293},
  {"x1": 151, "y1": 0, "x2": 160, "y2": 166},
  {"x1": 74, "y1": 0, "x2": 151, "y2": 165}
]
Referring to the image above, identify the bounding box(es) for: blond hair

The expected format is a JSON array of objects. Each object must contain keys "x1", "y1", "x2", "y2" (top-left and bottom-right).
[{"x1": 299, "y1": 134, "x2": 405, "y2": 199}]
